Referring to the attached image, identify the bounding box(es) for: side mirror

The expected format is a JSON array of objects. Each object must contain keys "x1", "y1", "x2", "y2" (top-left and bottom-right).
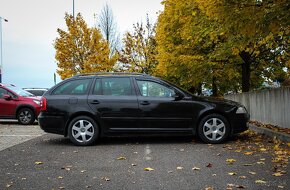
[
  {"x1": 172, "y1": 91, "x2": 184, "y2": 101},
  {"x1": 3, "y1": 94, "x2": 12, "y2": 100}
]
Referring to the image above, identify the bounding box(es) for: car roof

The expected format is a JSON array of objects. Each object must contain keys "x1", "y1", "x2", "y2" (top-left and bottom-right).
[{"x1": 72, "y1": 72, "x2": 154, "y2": 79}]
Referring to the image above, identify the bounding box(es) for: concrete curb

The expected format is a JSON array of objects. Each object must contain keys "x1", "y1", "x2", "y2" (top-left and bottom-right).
[{"x1": 249, "y1": 124, "x2": 290, "y2": 142}]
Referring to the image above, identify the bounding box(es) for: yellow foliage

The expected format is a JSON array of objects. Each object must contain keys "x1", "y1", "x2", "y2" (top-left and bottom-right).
[{"x1": 54, "y1": 13, "x2": 116, "y2": 80}]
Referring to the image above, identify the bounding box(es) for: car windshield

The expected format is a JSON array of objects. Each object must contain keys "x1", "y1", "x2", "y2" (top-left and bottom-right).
[{"x1": 7, "y1": 86, "x2": 35, "y2": 97}]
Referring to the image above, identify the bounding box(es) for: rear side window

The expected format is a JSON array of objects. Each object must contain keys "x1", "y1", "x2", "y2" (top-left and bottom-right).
[
  {"x1": 52, "y1": 79, "x2": 92, "y2": 95},
  {"x1": 100, "y1": 77, "x2": 132, "y2": 96}
]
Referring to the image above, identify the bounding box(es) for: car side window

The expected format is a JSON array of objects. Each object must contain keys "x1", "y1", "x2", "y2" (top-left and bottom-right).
[
  {"x1": 136, "y1": 80, "x2": 175, "y2": 98},
  {"x1": 101, "y1": 77, "x2": 132, "y2": 96},
  {"x1": 52, "y1": 79, "x2": 92, "y2": 95},
  {"x1": 92, "y1": 79, "x2": 101, "y2": 95},
  {"x1": 0, "y1": 88, "x2": 7, "y2": 99}
]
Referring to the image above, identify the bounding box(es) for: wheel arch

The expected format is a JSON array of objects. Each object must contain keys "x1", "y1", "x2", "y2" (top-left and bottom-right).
[
  {"x1": 64, "y1": 111, "x2": 101, "y2": 137},
  {"x1": 16, "y1": 104, "x2": 37, "y2": 117},
  {"x1": 195, "y1": 109, "x2": 233, "y2": 135}
]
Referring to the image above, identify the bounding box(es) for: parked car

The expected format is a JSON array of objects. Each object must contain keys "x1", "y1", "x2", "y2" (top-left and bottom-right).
[
  {"x1": 22, "y1": 88, "x2": 48, "y2": 96},
  {"x1": 0, "y1": 84, "x2": 42, "y2": 125},
  {"x1": 38, "y1": 73, "x2": 249, "y2": 145}
]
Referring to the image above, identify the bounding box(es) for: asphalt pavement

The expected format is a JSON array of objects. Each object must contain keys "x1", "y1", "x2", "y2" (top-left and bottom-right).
[{"x1": 0, "y1": 122, "x2": 289, "y2": 190}]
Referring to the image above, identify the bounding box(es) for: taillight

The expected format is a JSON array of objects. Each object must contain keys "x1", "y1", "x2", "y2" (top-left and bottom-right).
[{"x1": 40, "y1": 97, "x2": 47, "y2": 111}]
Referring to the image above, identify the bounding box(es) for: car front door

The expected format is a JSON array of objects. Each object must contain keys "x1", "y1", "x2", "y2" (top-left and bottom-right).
[
  {"x1": 88, "y1": 77, "x2": 140, "y2": 134},
  {"x1": 135, "y1": 79, "x2": 193, "y2": 133},
  {"x1": 0, "y1": 87, "x2": 17, "y2": 117}
]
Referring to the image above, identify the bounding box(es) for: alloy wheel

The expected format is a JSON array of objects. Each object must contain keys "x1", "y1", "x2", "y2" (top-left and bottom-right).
[
  {"x1": 202, "y1": 118, "x2": 226, "y2": 141},
  {"x1": 71, "y1": 119, "x2": 95, "y2": 143}
]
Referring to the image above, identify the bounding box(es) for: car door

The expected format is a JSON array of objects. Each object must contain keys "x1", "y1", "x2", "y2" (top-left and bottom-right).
[
  {"x1": 135, "y1": 79, "x2": 193, "y2": 133},
  {"x1": 0, "y1": 87, "x2": 17, "y2": 117},
  {"x1": 88, "y1": 77, "x2": 140, "y2": 134}
]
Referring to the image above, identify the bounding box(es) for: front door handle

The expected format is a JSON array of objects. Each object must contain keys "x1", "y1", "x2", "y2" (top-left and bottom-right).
[
  {"x1": 90, "y1": 100, "x2": 100, "y2": 104},
  {"x1": 140, "y1": 101, "x2": 150, "y2": 105}
]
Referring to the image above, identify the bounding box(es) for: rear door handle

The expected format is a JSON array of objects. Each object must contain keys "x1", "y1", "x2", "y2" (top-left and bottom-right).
[
  {"x1": 90, "y1": 100, "x2": 100, "y2": 104},
  {"x1": 140, "y1": 101, "x2": 150, "y2": 105}
]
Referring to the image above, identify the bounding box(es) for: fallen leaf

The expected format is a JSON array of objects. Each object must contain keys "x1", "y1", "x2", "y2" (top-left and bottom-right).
[
  {"x1": 177, "y1": 166, "x2": 183, "y2": 170},
  {"x1": 272, "y1": 172, "x2": 283, "y2": 177},
  {"x1": 144, "y1": 167, "x2": 154, "y2": 171},
  {"x1": 226, "y1": 159, "x2": 236, "y2": 164},
  {"x1": 192, "y1": 167, "x2": 200, "y2": 171},
  {"x1": 34, "y1": 161, "x2": 43, "y2": 165},
  {"x1": 244, "y1": 152, "x2": 254, "y2": 155},
  {"x1": 236, "y1": 185, "x2": 246, "y2": 188},
  {"x1": 205, "y1": 187, "x2": 214, "y2": 190},
  {"x1": 228, "y1": 172, "x2": 237, "y2": 176},
  {"x1": 131, "y1": 163, "x2": 137, "y2": 166},
  {"x1": 206, "y1": 163, "x2": 213, "y2": 168},
  {"x1": 249, "y1": 171, "x2": 256, "y2": 175},
  {"x1": 58, "y1": 176, "x2": 63, "y2": 179},
  {"x1": 59, "y1": 187, "x2": 65, "y2": 189},
  {"x1": 260, "y1": 148, "x2": 267, "y2": 152},
  {"x1": 81, "y1": 170, "x2": 86, "y2": 173},
  {"x1": 239, "y1": 176, "x2": 247, "y2": 179},
  {"x1": 117, "y1": 156, "x2": 126, "y2": 160},
  {"x1": 101, "y1": 177, "x2": 110, "y2": 181},
  {"x1": 278, "y1": 185, "x2": 284, "y2": 189},
  {"x1": 260, "y1": 158, "x2": 266, "y2": 161},
  {"x1": 6, "y1": 184, "x2": 12, "y2": 188},
  {"x1": 212, "y1": 174, "x2": 217, "y2": 176},
  {"x1": 255, "y1": 179, "x2": 267, "y2": 184},
  {"x1": 257, "y1": 161, "x2": 265, "y2": 165}
]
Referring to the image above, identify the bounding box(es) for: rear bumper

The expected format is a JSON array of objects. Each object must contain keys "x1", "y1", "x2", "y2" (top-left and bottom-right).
[{"x1": 38, "y1": 112, "x2": 66, "y2": 135}]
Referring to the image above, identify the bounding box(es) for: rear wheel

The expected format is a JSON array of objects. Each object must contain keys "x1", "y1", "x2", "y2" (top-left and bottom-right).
[
  {"x1": 197, "y1": 114, "x2": 230, "y2": 144},
  {"x1": 68, "y1": 116, "x2": 99, "y2": 146},
  {"x1": 17, "y1": 108, "x2": 35, "y2": 125}
]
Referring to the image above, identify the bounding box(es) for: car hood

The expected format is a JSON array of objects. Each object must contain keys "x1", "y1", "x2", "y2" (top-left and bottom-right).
[
  {"x1": 194, "y1": 96, "x2": 242, "y2": 107},
  {"x1": 25, "y1": 96, "x2": 41, "y2": 101}
]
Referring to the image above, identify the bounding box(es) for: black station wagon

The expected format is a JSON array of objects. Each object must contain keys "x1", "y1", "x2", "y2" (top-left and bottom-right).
[{"x1": 38, "y1": 73, "x2": 249, "y2": 145}]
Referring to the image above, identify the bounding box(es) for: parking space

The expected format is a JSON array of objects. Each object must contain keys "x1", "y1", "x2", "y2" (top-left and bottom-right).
[{"x1": 0, "y1": 120, "x2": 45, "y2": 151}]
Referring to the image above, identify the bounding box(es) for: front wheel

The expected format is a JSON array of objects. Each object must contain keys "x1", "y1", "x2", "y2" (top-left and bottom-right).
[
  {"x1": 17, "y1": 108, "x2": 35, "y2": 125},
  {"x1": 197, "y1": 114, "x2": 230, "y2": 144},
  {"x1": 68, "y1": 116, "x2": 99, "y2": 146}
]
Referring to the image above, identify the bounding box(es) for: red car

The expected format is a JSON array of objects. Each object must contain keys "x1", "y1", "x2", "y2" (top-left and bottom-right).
[{"x1": 0, "y1": 84, "x2": 43, "y2": 125}]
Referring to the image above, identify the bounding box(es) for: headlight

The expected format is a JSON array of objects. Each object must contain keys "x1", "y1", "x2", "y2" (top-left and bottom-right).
[
  {"x1": 33, "y1": 100, "x2": 41, "y2": 105},
  {"x1": 236, "y1": 107, "x2": 247, "y2": 114}
]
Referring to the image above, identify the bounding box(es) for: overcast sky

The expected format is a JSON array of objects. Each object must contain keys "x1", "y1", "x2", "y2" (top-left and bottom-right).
[{"x1": 0, "y1": 0, "x2": 163, "y2": 88}]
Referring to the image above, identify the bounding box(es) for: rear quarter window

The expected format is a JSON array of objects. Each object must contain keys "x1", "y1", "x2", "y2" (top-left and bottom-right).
[{"x1": 52, "y1": 79, "x2": 92, "y2": 95}]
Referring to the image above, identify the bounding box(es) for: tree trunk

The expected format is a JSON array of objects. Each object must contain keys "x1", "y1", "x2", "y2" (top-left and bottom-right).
[
  {"x1": 212, "y1": 76, "x2": 218, "y2": 97},
  {"x1": 239, "y1": 51, "x2": 251, "y2": 92}
]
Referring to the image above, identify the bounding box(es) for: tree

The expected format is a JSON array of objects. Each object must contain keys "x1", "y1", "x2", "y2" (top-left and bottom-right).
[
  {"x1": 54, "y1": 13, "x2": 117, "y2": 80},
  {"x1": 118, "y1": 16, "x2": 158, "y2": 74},
  {"x1": 98, "y1": 3, "x2": 121, "y2": 57},
  {"x1": 155, "y1": 0, "x2": 240, "y2": 96},
  {"x1": 195, "y1": 0, "x2": 290, "y2": 92}
]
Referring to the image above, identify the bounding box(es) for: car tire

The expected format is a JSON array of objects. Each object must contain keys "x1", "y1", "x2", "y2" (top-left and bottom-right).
[
  {"x1": 17, "y1": 108, "x2": 35, "y2": 125},
  {"x1": 197, "y1": 114, "x2": 230, "y2": 144},
  {"x1": 68, "y1": 116, "x2": 99, "y2": 146}
]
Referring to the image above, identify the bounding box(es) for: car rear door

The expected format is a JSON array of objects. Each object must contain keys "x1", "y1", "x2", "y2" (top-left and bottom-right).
[{"x1": 88, "y1": 77, "x2": 140, "y2": 134}]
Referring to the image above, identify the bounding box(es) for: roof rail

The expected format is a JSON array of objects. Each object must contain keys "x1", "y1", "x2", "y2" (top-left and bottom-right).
[{"x1": 73, "y1": 72, "x2": 149, "y2": 77}]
